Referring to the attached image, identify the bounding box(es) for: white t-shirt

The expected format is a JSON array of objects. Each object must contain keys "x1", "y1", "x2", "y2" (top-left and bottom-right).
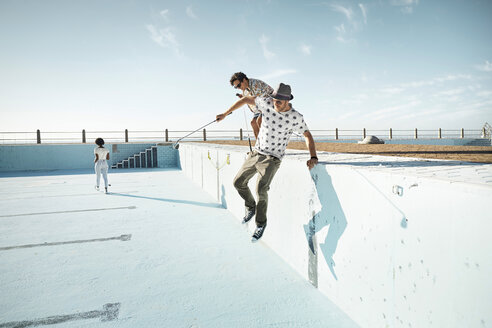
[
  {"x1": 254, "y1": 96, "x2": 309, "y2": 159},
  {"x1": 94, "y1": 147, "x2": 109, "y2": 161}
]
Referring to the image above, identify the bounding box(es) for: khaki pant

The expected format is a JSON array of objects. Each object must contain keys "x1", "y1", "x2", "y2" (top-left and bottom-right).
[{"x1": 233, "y1": 151, "x2": 281, "y2": 227}]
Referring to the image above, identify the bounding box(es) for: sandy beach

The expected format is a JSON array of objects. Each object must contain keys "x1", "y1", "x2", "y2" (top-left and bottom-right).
[{"x1": 201, "y1": 140, "x2": 492, "y2": 164}]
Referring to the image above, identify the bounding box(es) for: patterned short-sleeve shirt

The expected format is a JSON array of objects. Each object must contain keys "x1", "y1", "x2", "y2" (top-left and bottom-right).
[
  {"x1": 254, "y1": 96, "x2": 309, "y2": 159},
  {"x1": 243, "y1": 78, "x2": 274, "y2": 114}
]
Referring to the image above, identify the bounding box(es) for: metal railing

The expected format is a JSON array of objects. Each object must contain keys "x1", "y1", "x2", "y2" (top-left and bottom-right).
[{"x1": 0, "y1": 128, "x2": 487, "y2": 145}]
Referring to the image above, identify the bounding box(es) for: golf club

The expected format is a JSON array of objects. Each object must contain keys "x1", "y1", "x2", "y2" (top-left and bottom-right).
[{"x1": 172, "y1": 113, "x2": 231, "y2": 149}]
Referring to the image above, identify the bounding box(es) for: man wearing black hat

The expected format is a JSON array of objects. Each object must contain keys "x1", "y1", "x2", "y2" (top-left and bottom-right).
[{"x1": 216, "y1": 83, "x2": 318, "y2": 242}]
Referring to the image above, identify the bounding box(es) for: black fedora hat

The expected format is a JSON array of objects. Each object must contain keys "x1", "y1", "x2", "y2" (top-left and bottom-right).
[{"x1": 272, "y1": 83, "x2": 294, "y2": 100}]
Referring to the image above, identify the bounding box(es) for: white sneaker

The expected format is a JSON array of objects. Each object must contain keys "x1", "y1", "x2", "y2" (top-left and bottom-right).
[{"x1": 95, "y1": 186, "x2": 100, "y2": 191}]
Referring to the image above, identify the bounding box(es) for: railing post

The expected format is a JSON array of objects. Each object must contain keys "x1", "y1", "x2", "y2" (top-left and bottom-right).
[
  {"x1": 438, "y1": 128, "x2": 442, "y2": 139},
  {"x1": 203, "y1": 129, "x2": 206, "y2": 141},
  {"x1": 414, "y1": 128, "x2": 418, "y2": 139},
  {"x1": 363, "y1": 128, "x2": 366, "y2": 139},
  {"x1": 389, "y1": 128, "x2": 393, "y2": 139},
  {"x1": 461, "y1": 128, "x2": 464, "y2": 138},
  {"x1": 36, "y1": 129, "x2": 41, "y2": 144},
  {"x1": 165, "y1": 129, "x2": 168, "y2": 142},
  {"x1": 240, "y1": 128, "x2": 243, "y2": 141},
  {"x1": 82, "y1": 129, "x2": 86, "y2": 143},
  {"x1": 483, "y1": 127, "x2": 487, "y2": 138},
  {"x1": 125, "y1": 129, "x2": 129, "y2": 143},
  {"x1": 335, "y1": 128, "x2": 338, "y2": 140}
]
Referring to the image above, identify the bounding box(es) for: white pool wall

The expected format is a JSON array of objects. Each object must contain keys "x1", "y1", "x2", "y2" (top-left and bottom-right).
[{"x1": 178, "y1": 142, "x2": 492, "y2": 328}]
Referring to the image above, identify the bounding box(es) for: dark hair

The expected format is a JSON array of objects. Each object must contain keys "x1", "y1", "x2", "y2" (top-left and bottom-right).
[
  {"x1": 95, "y1": 138, "x2": 105, "y2": 146},
  {"x1": 230, "y1": 72, "x2": 248, "y2": 86}
]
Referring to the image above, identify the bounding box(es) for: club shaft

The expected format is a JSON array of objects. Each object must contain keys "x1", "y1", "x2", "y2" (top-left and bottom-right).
[
  {"x1": 175, "y1": 119, "x2": 217, "y2": 144},
  {"x1": 174, "y1": 113, "x2": 231, "y2": 145}
]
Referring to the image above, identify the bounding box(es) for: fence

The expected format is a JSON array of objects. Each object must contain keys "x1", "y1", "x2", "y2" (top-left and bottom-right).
[{"x1": 0, "y1": 128, "x2": 487, "y2": 145}]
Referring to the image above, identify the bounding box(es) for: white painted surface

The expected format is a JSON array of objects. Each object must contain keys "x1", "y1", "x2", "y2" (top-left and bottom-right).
[
  {"x1": 178, "y1": 142, "x2": 492, "y2": 328},
  {"x1": 0, "y1": 169, "x2": 358, "y2": 327}
]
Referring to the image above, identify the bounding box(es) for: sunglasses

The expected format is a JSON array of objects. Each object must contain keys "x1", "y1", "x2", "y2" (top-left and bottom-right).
[{"x1": 233, "y1": 80, "x2": 242, "y2": 89}]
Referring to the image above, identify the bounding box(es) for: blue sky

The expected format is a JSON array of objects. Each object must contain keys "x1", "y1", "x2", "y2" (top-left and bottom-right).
[{"x1": 1, "y1": 0, "x2": 491, "y2": 133}]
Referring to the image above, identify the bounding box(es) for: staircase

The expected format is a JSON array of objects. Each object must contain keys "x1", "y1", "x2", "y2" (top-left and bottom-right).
[
  {"x1": 111, "y1": 145, "x2": 158, "y2": 169},
  {"x1": 464, "y1": 139, "x2": 492, "y2": 146}
]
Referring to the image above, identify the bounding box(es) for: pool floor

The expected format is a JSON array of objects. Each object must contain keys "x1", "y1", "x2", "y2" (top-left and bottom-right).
[{"x1": 0, "y1": 168, "x2": 358, "y2": 328}]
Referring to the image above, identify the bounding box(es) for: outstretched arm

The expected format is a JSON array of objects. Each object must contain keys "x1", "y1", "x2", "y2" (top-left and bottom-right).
[
  {"x1": 303, "y1": 130, "x2": 318, "y2": 170},
  {"x1": 216, "y1": 96, "x2": 256, "y2": 122}
]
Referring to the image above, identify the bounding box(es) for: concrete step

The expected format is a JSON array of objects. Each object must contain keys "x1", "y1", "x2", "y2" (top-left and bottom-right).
[
  {"x1": 140, "y1": 152, "x2": 147, "y2": 168},
  {"x1": 151, "y1": 146, "x2": 158, "y2": 167},
  {"x1": 146, "y1": 149, "x2": 152, "y2": 168}
]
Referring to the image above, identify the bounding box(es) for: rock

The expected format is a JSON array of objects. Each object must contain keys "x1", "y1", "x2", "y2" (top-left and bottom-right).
[{"x1": 358, "y1": 136, "x2": 385, "y2": 144}]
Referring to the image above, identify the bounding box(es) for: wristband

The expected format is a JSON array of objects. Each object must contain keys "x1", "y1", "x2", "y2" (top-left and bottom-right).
[{"x1": 311, "y1": 156, "x2": 318, "y2": 160}]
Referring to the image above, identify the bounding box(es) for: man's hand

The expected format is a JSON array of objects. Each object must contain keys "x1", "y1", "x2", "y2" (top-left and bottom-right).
[
  {"x1": 307, "y1": 157, "x2": 318, "y2": 170},
  {"x1": 216, "y1": 113, "x2": 227, "y2": 122},
  {"x1": 303, "y1": 130, "x2": 318, "y2": 170}
]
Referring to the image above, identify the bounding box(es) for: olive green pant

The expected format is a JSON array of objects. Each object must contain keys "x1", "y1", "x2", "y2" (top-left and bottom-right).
[{"x1": 233, "y1": 151, "x2": 281, "y2": 227}]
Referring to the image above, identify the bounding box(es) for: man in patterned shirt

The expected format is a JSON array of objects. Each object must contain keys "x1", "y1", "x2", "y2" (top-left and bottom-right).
[
  {"x1": 230, "y1": 72, "x2": 274, "y2": 139},
  {"x1": 216, "y1": 83, "x2": 318, "y2": 242}
]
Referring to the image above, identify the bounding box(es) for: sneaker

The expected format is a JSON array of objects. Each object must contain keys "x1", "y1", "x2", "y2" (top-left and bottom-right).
[
  {"x1": 95, "y1": 186, "x2": 100, "y2": 191},
  {"x1": 105, "y1": 187, "x2": 108, "y2": 194},
  {"x1": 251, "y1": 225, "x2": 266, "y2": 242},
  {"x1": 242, "y1": 207, "x2": 256, "y2": 224}
]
